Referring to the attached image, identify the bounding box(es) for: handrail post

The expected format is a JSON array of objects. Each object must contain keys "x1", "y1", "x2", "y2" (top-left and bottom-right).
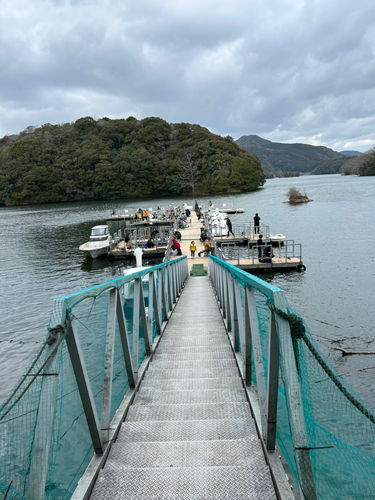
[
  {"x1": 167, "y1": 265, "x2": 173, "y2": 311},
  {"x1": 232, "y1": 280, "x2": 240, "y2": 352},
  {"x1": 266, "y1": 310, "x2": 279, "y2": 451},
  {"x1": 246, "y1": 286, "x2": 267, "y2": 439},
  {"x1": 221, "y1": 265, "x2": 227, "y2": 320},
  {"x1": 101, "y1": 288, "x2": 117, "y2": 444},
  {"x1": 116, "y1": 289, "x2": 136, "y2": 388},
  {"x1": 272, "y1": 290, "x2": 317, "y2": 499},
  {"x1": 244, "y1": 287, "x2": 252, "y2": 385},
  {"x1": 132, "y1": 279, "x2": 141, "y2": 376},
  {"x1": 149, "y1": 272, "x2": 161, "y2": 336},
  {"x1": 171, "y1": 263, "x2": 177, "y2": 302},
  {"x1": 65, "y1": 319, "x2": 103, "y2": 454},
  {"x1": 160, "y1": 268, "x2": 168, "y2": 321},
  {"x1": 217, "y1": 265, "x2": 223, "y2": 310},
  {"x1": 225, "y1": 269, "x2": 232, "y2": 332},
  {"x1": 137, "y1": 279, "x2": 152, "y2": 355}
]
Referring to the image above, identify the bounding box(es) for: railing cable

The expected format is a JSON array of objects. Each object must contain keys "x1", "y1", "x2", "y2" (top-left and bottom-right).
[{"x1": 267, "y1": 301, "x2": 375, "y2": 426}]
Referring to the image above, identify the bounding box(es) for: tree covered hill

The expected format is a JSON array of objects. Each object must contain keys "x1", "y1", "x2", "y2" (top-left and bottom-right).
[
  {"x1": 0, "y1": 117, "x2": 264, "y2": 206},
  {"x1": 235, "y1": 134, "x2": 345, "y2": 175}
]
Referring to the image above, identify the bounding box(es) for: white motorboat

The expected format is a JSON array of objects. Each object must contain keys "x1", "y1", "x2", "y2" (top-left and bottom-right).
[
  {"x1": 79, "y1": 225, "x2": 112, "y2": 258},
  {"x1": 210, "y1": 208, "x2": 228, "y2": 237},
  {"x1": 269, "y1": 234, "x2": 286, "y2": 242}
]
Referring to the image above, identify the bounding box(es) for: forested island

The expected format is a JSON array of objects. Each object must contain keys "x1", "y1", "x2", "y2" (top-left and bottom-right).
[{"x1": 0, "y1": 117, "x2": 265, "y2": 206}]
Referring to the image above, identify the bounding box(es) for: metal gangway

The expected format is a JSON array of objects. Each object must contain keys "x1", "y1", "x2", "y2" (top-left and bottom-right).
[
  {"x1": 89, "y1": 275, "x2": 281, "y2": 499},
  {"x1": 2, "y1": 256, "x2": 375, "y2": 499}
]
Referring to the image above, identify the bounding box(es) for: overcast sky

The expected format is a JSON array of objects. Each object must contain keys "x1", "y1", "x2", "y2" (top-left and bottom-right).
[{"x1": 1, "y1": 0, "x2": 375, "y2": 152}]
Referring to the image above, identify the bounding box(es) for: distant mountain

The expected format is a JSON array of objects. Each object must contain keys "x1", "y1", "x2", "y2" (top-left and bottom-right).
[
  {"x1": 339, "y1": 150, "x2": 361, "y2": 156},
  {"x1": 235, "y1": 134, "x2": 346, "y2": 175}
]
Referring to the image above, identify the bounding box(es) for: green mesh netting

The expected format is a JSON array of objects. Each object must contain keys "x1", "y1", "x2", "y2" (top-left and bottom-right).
[
  {"x1": 210, "y1": 255, "x2": 375, "y2": 499},
  {"x1": 0, "y1": 259, "x2": 186, "y2": 500}
]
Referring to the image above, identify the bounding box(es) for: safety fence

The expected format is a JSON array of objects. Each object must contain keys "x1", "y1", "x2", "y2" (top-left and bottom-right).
[
  {"x1": 209, "y1": 255, "x2": 375, "y2": 499},
  {"x1": 219, "y1": 240, "x2": 302, "y2": 266},
  {"x1": 0, "y1": 257, "x2": 188, "y2": 500},
  {"x1": 231, "y1": 223, "x2": 271, "y2": 239}
]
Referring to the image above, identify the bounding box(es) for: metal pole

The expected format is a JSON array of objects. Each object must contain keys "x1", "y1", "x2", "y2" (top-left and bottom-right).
[
  {"x1": 116, "y1": 289, "x2": 136, "y2": 388},
  {"x1": 246, "y1": 286, "x2": 267, "y2": 440},
  {"x1": 65, "y1": 320, "x2": 103, "y2": 454},
  {"x1": 100, "y1": 288, "x2": 117, "y2": 444},
  {"x1": 138, "y1": 280, "x2": 152, "y2": 355},
  {"x1": 244, "y1": 287, "x2": 253, "y2": 386},
  {"x1": 232, "y1": 280, "x2": 240, "y2": 352},
  {"x1": 266, "y1": 310, "x2": 279, "y2": 451},
  {"x1": 132, "y1": 279, "x2": 141, "y2": 377},
  {"x1": 272, "y1": 290, "x2": 317, "y2": 499}
]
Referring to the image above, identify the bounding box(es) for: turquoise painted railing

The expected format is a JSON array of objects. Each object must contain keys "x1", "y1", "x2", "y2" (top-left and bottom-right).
[
  {"x1": 0, "y1": 257, "x2": 188, "y2": 500},
  {"x1": 209, "y1": 254, "x2": 375, "y2": 500}
]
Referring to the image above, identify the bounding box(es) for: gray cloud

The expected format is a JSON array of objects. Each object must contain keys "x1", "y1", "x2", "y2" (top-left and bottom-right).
[{"x1": 1, "y1": 0, "x2": 375, "y2": 151}]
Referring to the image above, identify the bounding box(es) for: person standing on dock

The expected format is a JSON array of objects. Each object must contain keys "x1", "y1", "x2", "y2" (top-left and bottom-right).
[
  {"x1": 226, "y1": 217, "x2": 235, "y2": 237},
  {"x1": 254, "y1": 213, "x2": 261, "y2": 234},
  {"x1": 190, "y1": 241, "x2": 196, "y2": 258},
  {"x1": 257, "y1": 234, "x2": 265, "y2": 260},
  {"x1": 200, "y1": 227, "x2": 208, "y2": 242}
]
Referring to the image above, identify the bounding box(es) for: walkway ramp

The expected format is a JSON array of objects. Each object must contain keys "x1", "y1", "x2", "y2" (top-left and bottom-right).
[{"x1": 90, "y1": 277, "x2": 277, "y2": 499}]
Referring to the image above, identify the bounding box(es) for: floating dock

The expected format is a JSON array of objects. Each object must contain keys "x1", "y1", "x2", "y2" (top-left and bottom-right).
[
  {"x1": 109, "y1": 244, "x2": 167, "y2": 260},
  {"x1": 107, "y1": 214, "x2": 134, "y2": 221},
  {"x1": 225, "y1": 257, "x2": 304, "y2": 271},
  {"x1": 171, "y1": 215, "x2": 304, "y2": 273}
]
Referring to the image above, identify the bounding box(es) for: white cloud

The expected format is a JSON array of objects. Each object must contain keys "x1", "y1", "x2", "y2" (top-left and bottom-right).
[{"x1": 1, "y1": 0, "x2": 375, "y2": 151}]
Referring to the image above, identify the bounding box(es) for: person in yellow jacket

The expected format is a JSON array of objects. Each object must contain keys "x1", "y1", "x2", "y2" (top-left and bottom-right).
[
  {"x1": 204, "y1": 238, "x2": 215, "y2": 256},
  {"x1": 190, "y1": 241, "x2": 196, "y2": 258}
]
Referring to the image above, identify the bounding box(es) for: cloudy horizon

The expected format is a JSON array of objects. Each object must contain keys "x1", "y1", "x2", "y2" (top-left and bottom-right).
[{"x1": 2, "y1": 0, "x2": 375, "y2": 153}]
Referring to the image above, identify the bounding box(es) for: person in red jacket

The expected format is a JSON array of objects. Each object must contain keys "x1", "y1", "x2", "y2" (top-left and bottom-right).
[{"x1": 171, "y1": 238, "x2": 182, "y2": 255}]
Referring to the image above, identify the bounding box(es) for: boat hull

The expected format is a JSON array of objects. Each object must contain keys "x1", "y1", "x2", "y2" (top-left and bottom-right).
[
  {"x1": 269, "y1": 234, "x2": 286, "y2": 242},
  {"x1": 79, "y1": 242, "x2": 110, "y2": 259}
]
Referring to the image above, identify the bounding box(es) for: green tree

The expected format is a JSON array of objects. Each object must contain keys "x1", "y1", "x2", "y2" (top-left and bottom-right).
[{"x1": 359, "y1": 147, "x2": 375, "y2": 176}]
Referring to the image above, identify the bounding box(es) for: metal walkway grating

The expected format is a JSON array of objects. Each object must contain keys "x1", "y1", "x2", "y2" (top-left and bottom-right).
[{"x1": 90, "y1": 276, "x2": 277, "y2": 499}]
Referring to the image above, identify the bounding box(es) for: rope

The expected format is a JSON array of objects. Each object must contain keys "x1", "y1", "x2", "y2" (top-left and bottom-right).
[
  {"x1": 268, "y1": 302, "x2": 375, "y2": 426},
  {"x1": 0, "y1": 325, "x2": 68, "y2": 422}
]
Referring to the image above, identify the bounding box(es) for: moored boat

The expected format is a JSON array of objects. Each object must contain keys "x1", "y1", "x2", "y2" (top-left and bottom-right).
[
  {"x1": 79, "y1": 225, "x2": 112, "y2": 258},
  {"x1": 269, "y1": 233, "x2": 286, "y2": 242}
]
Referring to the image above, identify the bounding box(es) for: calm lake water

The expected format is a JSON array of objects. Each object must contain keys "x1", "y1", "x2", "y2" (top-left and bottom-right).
[{"x1": 1, "y1": 174, "x2": 375, "y2": 407}]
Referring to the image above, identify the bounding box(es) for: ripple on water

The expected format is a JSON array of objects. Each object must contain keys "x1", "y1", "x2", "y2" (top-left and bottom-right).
[{"x1": 1, "y1": 176, "x2": 375, "y2": 408}]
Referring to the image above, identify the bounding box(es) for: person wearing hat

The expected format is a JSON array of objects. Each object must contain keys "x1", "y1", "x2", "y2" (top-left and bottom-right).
[{"x1": 171, "y1": 238, "x2": 182, "y2": 255}]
